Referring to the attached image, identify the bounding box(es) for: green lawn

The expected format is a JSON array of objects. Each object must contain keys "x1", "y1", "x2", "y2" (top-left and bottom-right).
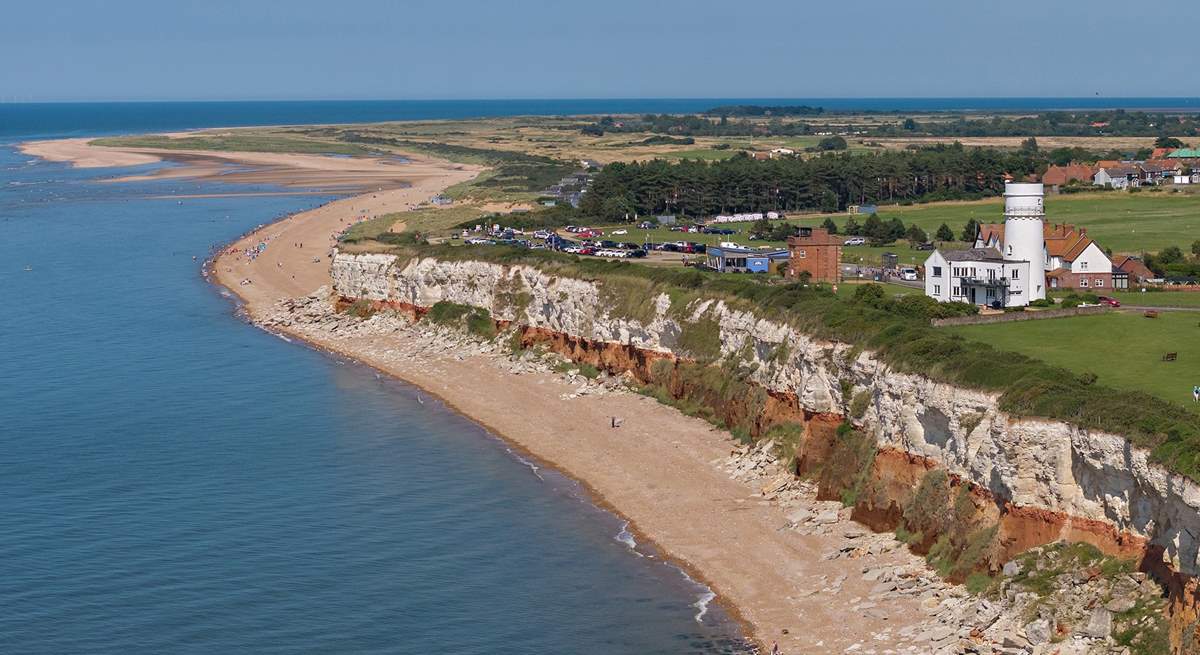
[
  {"x1": 1051, "y1": 290, "x2": 1200, "y2": 309},
  {"x1": 948, "y1": 312, "x2": 1200, "y2": 409},
  {"x1": 833, "y1": 281, "x2": 924, "y2": 298},
  {"x1": 836, "y1": 192, "x2": 1200, "y2": 254}
]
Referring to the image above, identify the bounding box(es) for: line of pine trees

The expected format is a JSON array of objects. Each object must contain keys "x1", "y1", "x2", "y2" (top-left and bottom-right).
[{"x1": 580, "y1": 144, "x2": 1044, "y2": 220}]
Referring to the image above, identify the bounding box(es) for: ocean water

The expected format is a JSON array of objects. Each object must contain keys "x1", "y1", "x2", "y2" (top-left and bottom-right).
[
  {"x1": 3, "y1": 97, "x2": 1199, "y2": 139},
  {"x1": 0, "y1": 129, "x2": 751, "y2": 651}
]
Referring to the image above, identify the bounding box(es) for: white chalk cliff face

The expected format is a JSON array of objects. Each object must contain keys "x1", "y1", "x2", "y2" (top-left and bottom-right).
[{"x1": 332, "y1": 252, "x2": 1200, "y2": 573}]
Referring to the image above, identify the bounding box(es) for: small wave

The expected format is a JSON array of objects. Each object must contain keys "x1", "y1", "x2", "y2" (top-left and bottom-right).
[
  {"x1": 274, "y1": 332, "x2": 293, "y2": 343},
  {"x1": 692, "y1": 590, "x2": 716, "y2": 623},
  {"x1": 614, "y1": 521, "x2": 643, "y2": 556},
  {"x1": 615, "y1": 522, "x2": 636, "y2": 548},
  {"x1": 507, "y1": 449, "x2": 544, "y2": 481},
  {"x1": 670, "y1": 565, "x2": 717, "y2": 624}
]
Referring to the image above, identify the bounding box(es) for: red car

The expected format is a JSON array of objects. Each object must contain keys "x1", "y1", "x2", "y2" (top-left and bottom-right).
[{"x1": 1096, "y1": 296, "x2": 1121, "y2": 307}]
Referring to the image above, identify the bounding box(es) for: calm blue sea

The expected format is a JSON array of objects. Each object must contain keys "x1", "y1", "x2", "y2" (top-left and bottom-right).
[
  {"x1": 2, "y1": 97, "x2": 1199, "y2": 139},
  {"x1": 0, "y1": 104, "x2": 758, "y2": 654}
]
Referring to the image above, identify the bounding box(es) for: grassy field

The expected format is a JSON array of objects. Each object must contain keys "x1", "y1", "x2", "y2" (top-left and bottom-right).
[
  {"x1": 1052, "y1": 290, "x2": 1200, "y2": 308},
  {"x1": 948, "y1": 311, "x2": 1200, "y2": 409},
  {"x1": 833, "y1": 281, "x2": 924, "y2": 298},
  {"x1": 841, "y1": 192, "x2": 1200, "y2": 254},
  {"x1": 339, "y1": 205, "x2": 486, "y2": 250}
]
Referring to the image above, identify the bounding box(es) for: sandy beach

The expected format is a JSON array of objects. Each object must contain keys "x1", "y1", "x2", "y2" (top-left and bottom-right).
[{"x1": 27, "y1": 138, "x2": 956, "y2": 654}]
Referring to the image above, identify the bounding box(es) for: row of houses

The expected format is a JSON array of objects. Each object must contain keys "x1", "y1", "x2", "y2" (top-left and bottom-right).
[
  {"x1": 1042, "y1": 147, "x2": 1200, "y2": 191},
  {"x1": 923, "y1": 183, "x2": 1162, "y2": 308}
]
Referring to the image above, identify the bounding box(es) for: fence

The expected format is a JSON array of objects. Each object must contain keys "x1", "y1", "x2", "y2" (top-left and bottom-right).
[{"x1": 931, "y1": 305, "x2": 1111, "y2": 327}]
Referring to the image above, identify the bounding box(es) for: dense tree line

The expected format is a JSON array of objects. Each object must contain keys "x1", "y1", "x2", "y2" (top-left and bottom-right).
[
  {"x1": 579, "y1": 144, "x2": 1044, "y2": 219},
  {"x1": 581, "y1": 109, "x2": 1200, "y2": 139}
]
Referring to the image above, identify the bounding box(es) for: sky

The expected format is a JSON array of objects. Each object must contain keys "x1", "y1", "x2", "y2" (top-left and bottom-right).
[{"x1": 3, "y1": 0, "x2": 1195, "y2": 102}]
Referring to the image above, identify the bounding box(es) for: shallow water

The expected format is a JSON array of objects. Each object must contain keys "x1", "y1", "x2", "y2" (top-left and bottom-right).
[{"x1": 0, "y1": 141, "x2": 752, "y2": 653}]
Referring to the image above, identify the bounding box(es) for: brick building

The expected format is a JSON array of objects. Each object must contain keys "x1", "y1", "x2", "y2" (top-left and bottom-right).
[{"x1": 786, "y1": 227, "x2": 842, "y2": 282}]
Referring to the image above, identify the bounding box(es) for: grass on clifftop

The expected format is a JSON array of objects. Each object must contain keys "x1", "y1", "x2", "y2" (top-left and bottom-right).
[
  {"x1": 374, "y1": 243, "x2": 1200, "y2": 481},
  {"x1": 948, "y1": 312, "x2": 1200, "y2": 408}
]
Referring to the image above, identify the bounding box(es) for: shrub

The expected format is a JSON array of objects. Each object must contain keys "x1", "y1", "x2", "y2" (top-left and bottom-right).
[
  {"x1": 819, "y1": 422, "x2": 877, "y2": 506},
  {"x1": 849, "y1": 390, "x2": 872, "y2": 419}
]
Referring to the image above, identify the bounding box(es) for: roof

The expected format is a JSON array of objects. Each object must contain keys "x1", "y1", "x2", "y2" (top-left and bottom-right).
[
  {"x1": 978, "y1": 223, "x2": 1004, "y2": 247},
  {"x1": 1112, "y1": 256, "x2": 1155, "y2": 279},
  {"x1": 939, "y1": 247, "x2": 1010, "y2": 263},
  {"x1": 1140, "y1": 160, "x2": 1177, "y2": 173},
  {"x1": 1041, "y1": 164, "x2": 1095, "y2": 185},
  {"x1": 1098, "y1": 165, "x2": 1139, "y2": 176},
  {"x1": 788, "y1": 228, "x2": 842, "y2": 247},
  {"x1": 1044, "y1": 223, "x2": 1093, "y2": 261},
  {"x1": 1166, "y1": 148, "x2": 1200, "y2": 159},
  {"x1": 978, "y1": 222, "x2": 1099, "y2": 264}
]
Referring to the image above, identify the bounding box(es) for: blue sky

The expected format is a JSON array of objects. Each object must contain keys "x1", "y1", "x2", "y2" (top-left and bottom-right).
[{"x1": 3, "y1": 0, "x2": 1194, "y2": 101}]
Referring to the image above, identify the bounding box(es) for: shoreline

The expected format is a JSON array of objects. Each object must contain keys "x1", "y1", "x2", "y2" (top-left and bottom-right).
[
  {"x1": 33, "y1": 137, "x2": 952, "y2": 654},
  {"x1": 199, "y1": 256, "x2": 756, "y2": 643}
]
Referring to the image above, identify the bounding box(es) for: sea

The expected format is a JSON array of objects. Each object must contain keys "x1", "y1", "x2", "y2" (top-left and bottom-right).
[{"x1": 0, "y1": 97, "x2": 1195, "y2": 654}]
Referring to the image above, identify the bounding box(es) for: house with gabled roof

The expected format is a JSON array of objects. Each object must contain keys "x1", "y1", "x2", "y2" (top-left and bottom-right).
[
  {"x1": 1094, "y1": 165, "x2": 1141, "y2": 189},
  {"x1": 1041, "y1": 164, "x2": 1096, "y2": 192},
  {"x1": 975, "y1": 221, "x2": 1114, "y2": 292}
]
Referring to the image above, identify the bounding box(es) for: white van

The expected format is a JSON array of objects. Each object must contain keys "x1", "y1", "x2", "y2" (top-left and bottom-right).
[{"x1": 900, "y1": 267, "x2": 919, "y2": 281}]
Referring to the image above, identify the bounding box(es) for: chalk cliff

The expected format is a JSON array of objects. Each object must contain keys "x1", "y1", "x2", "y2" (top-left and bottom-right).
[
  {"x1": 333, "y1": 252, "x2": 1200, "y2": 571},
  {"x1": 332, "y1": 252, "x2": 1200, "y2": 647}
]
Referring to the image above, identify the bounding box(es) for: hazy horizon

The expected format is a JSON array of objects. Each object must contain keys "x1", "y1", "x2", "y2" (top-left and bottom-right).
[{"x1": 7, "y1": 0, "x2": 1196, "y2": 102}]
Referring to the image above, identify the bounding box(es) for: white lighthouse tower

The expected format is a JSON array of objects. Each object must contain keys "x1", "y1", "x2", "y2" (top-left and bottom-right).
[{"x1": 1001, "y1": 182, "x2": 1046, "y2": 301}]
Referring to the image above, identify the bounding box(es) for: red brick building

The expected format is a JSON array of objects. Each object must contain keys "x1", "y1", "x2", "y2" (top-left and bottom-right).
[{"x1": 787, "y1": 227, "x2": 842, "y2": 282}]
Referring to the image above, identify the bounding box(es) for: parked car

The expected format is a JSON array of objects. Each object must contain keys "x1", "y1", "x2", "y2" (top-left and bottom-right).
[
  {"x1": 611, "y1": 229, "x2": 628, "y2": 235},
  {"x1": 533, "y1": 230, "x2": 552, "y2": 239},
  {"x1": 913, "y1": 242, "x2": 936, "y2": 251},
  {"x1": 899, "y1": 267, "x2": 919, "y2": 281},
  {"x1": 465, "y1": 238, "x2": 494, "y2": 245},
  {"x1": 1096, "y1": 296, "x2": 1121, "y2": 307},
  {"x1": 637, "y1": 221, "x2": 654, "y2": 229},
  {"x1": 844, "y1": 237, "x2": 866, "y2": 246}
]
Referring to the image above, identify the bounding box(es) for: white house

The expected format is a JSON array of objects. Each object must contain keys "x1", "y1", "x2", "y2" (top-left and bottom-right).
[
  {"x1": 1093, "y1": 165, "x2": 1139, "y2": 189},
  {"x1": 923, "y1": 183, "x2": 1047, "y2": 308},
  {"x1": 924, "y1": 248, "x2": 1031, "y2": 307}
]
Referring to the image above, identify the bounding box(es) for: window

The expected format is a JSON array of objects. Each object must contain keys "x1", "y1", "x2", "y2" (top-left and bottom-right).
[
  {"x1": 1011, "y1": 269, "x2": 1019, "y2": 279},
  {"x1": 952, "y1": 286, "x2": 961, "y2": 296},
  {"x1": 933, "y1": 284, "x2": 941, "y2": 295},
  {"x1": 1080, "y1": 278, "x2": 1089, "y2": 288},
  {"x1": 1094, "y1": 278, "x2": 1103, "y2": 288},
  {"x1": 1007, "y1": 245, "x2": 1013, "y2": 256},
  {"x1": 986, "y1": 289, "x2": 995, "y2": 299},
  {"x1": 932, "y1": 266, "x2": 942, "y2": 276},
  {"x1": 1080, "y1": 261, "x2": 1088, "y2": 270},
  {"x1": 796, "y1": 249, "x2": 807, "y2": 259}
]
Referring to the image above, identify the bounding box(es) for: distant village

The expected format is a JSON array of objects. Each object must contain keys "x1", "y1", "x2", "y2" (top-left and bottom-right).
[{"x1": 1041, "y1": 146, "x2": 1200, "y2": 191}]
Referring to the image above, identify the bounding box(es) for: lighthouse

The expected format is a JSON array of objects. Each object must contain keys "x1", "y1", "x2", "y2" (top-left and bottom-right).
[{"x1": 1001, "y1": 182, "x2": 1046, "y2": 301}]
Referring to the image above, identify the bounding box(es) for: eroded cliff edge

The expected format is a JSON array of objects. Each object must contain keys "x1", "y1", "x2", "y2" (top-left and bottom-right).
[{"x1": 333, "y1": 251, "x2": 1200, "y2": 648}]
